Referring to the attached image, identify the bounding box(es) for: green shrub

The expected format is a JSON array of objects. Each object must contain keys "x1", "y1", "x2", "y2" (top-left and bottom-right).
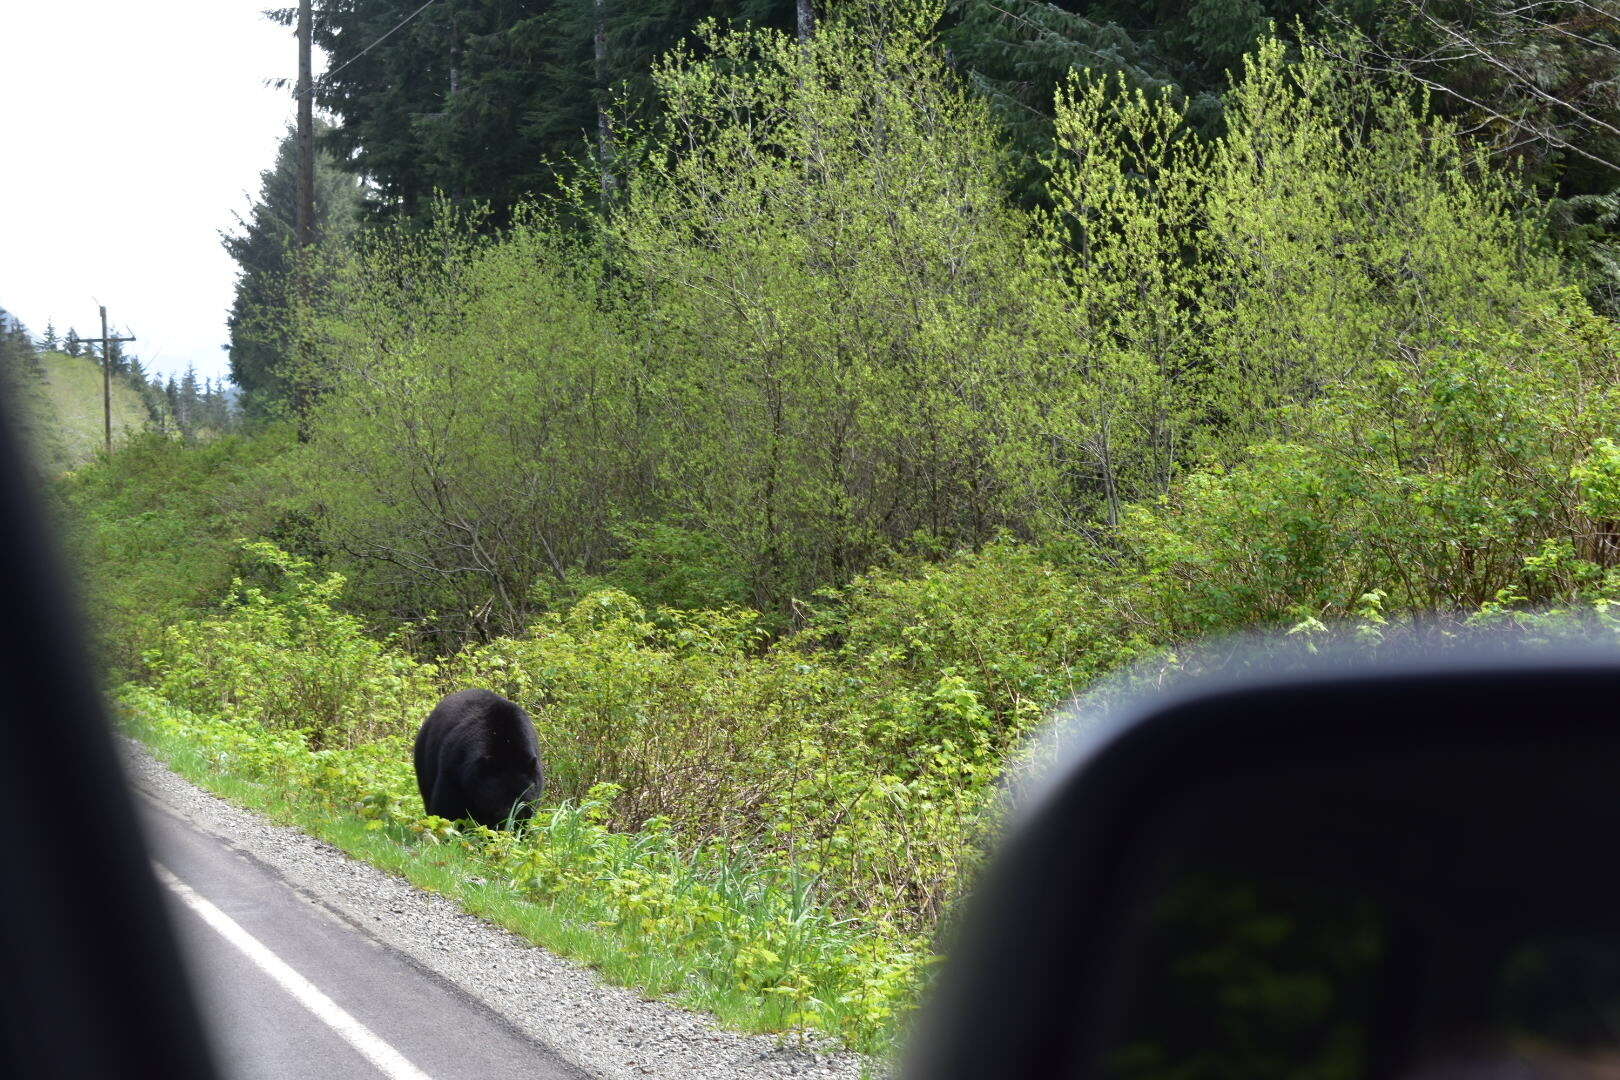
[
  {"x1": 53, "y1": 426, "x2": 294, "y2": 678},
  {"x1": 1122, "y1": 305, "x2": 1620, "y2": 637},
  {"x1": 600, "y1": 523, "x2": 755, "y2": 614},
  {"x1": 137, "y1": 539, "x2": 1044, "y2": 933},
  {"x1": 817, "y1": 538, "x2": 1148, "y2": 741},
  {"x1": 295, "y1": 209, "x2": 646, "y2": 639},
  {"x1": 147, "y1": 542, "x2": 439, "y2": 747}
]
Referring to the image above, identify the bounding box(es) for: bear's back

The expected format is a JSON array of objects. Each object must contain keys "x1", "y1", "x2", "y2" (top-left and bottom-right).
[{"x1": 416, "y1": 689, "x2": 536, "y2": 770}]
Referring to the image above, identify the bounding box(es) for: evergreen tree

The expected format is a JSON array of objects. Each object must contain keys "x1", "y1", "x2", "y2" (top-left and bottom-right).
[
  {"x1": 942, "y1": 0, "x2": 1387, "y2": 202},
  {"x1": 944, "y1": 2, "x2": 1192, "y2": 202},
  {"x1": 286, "y1": 0, "x2": 1618, "y2": 232},
  {"x1": 0, "y1": 307, "x2": 50, "y2": 462},
  {"x1": 64, "y1": 328, "x2": 81, "y2": 358},
  {"x1": 163, "y1": 375, "x2": 180, "y2": 433},
  {"x1": 120, "y1": 357, "x2": 166, "y2": 426},
  {"x1": 201, "y1": 378, "x2": 236, "y2": 432},
  {"x1": 106, "y1": 338, "x2": 129, "y2": 376},
  {"x1": 221, "y1": 121, "x2": 363, "y2": 417},
  {"x1": 0, "y1": 308, "x2": 41, "y2": 377},
  {"x1": 148, "y1": 372, "x2": 173, "y2": 432},
  {"x1": 301, "y1": 0, "x2": 797, "y2": 224},
  {"x1": 178, "y1": 364, "x2": 200, "y2": 440},
  {"x1": 38, "y1": 321, "x2": 58, "y2": 352}
]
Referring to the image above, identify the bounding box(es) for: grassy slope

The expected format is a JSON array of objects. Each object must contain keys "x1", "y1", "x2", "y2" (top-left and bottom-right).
[
  {"x1": 4, "y1": 360, "x2": 63, "y2": 466},
  {"x1": 32, "y1": 351, "x2": 149, "y2": 472}
]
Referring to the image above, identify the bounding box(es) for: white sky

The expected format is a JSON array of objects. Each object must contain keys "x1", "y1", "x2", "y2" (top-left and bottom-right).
[{"x1": 0, "y1": 1, "x2": 326, "y2": 381}]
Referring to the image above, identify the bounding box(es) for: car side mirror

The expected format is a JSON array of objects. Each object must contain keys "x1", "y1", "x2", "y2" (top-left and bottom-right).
[{"x1": 906, "y1": 650, "x2": 1620, "y2": 1079}]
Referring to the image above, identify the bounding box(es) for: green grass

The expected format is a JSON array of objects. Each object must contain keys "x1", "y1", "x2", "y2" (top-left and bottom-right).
[
  {"x1": 123, "y1": 700, "x2": 905, "y2": 1065},
  {"x1": 34, "y1": 351, "x2": 149, "y2": 471}
]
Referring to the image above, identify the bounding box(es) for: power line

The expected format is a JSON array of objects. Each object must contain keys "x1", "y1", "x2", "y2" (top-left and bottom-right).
[{"x1": 319, "y1": 0, "x2": 439, "y2": 85}]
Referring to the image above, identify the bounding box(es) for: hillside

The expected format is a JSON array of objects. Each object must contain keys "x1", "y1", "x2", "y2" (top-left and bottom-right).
[{"x1": 30, "y1": 351, "x2": 150, "y2": 472}]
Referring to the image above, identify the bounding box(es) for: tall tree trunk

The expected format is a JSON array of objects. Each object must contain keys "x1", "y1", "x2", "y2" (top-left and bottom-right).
[
  {"x1": 294, "y1": 0, "x2": 315, "y2": 440},
  {"x1": 449, "y1": 15, "x2": 463, "y2": 203},
  {"x1": 594, "y1": 0, "x2": 615, "y2": 199},
  {"x1": 796, "y1": 0, "x2": 815, "y2": 44}
]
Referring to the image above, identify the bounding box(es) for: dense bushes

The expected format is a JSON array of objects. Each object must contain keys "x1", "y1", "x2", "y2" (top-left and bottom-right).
[
  {"x1": 128, "y1": 538, "x2": 1065, "y2": 1047},
  {"x1": 146, "y1": 541, "x2": 1036, "y2": 928},
  {"x1": 147, "y1": 543, "x2": 438, "y2": 746},
  {"x1": 1121, "y1": 303, "x2": 1620, "y2": 638},
  {"x1": 53, "y1": 427, "x2": 294, "y2": 678},
  {"x1": 279, "y1": 17, "x2": 1576, "y2": 637}
]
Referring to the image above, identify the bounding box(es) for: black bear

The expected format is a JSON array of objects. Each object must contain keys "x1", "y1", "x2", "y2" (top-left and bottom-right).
[{"x1": 413, "y1": 689, "x2": 544, "y2": 828}]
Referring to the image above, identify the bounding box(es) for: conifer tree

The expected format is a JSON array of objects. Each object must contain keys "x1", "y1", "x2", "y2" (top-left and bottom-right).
[
  {"x1": 178, "y1": 365, "x2": 200, "y2": 440},
  {"x1": 163, "y1": 375, "x2": 180, "y2": 433},
  {"x1": 0, "y1": 309, "x2": 40, "y2": 376},
  {"x1": 222, "y1": 122, "x2": 363, "y2": 416},
  {"x1": 302, "y1": 0, "x2": 800, "y2": 224}
]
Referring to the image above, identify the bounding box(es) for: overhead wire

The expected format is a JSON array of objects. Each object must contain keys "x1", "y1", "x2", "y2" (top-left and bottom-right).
[{"x1": 318, "y1": 0, "x2": 440, "y2": 86}]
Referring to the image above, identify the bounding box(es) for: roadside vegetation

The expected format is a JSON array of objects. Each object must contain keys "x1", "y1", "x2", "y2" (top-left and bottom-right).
[{"x1": 51, "y1": 1, "x2": 1620, "y2": 1059}]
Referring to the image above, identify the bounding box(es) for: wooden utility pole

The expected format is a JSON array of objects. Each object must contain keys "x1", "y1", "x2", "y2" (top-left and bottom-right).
[
  {"x1": 100, "y1": 306, "x2": 113, "y2": 454},
  {"x1": 293, "y1": 0, "x2": 316, "y2": 438},
  {"x1": 296, "y1": 0, "x2": 315, "y2": 252},
  {"x1": 80, "y1": 306, "x2": 135, "y2": 454}
]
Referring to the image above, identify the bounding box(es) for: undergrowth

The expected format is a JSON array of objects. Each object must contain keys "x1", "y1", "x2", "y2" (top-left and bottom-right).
[{"x1": 122, "y1": 688, "x2": 929, "y2": 1056}]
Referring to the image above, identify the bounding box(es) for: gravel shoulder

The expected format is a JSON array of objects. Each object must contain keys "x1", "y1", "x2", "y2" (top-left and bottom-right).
[{"x1": 122, "y1": 739, "x2": 879, "y2": 1080}]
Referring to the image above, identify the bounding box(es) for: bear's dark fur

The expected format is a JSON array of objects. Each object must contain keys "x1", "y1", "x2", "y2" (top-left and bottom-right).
[{"x1": 413, "y1": 689, "x2": 544, "y2": 828}]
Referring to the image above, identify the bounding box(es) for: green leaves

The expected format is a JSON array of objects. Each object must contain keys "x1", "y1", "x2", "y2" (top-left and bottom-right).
[
  {"x1": 146, "y1": 541, "x2": 438, "y2": 747},
  {"x1": 1574, "y1": 437, "x2": 1620, "y2": 523},
  {"x1": 605, "y1": 7, "x2": 1038, "y2": 607},
  {"x1": 1118, "y1": 303, "x2": 1620, "y2": 640},
  {"x1": 296, "y1": 208, "x2": 642, "y2": 638}
]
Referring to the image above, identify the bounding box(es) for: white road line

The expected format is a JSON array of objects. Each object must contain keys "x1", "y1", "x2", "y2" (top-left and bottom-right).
[{"x1": 153, "y1": 863, "x2": 434, "y2": 1080}]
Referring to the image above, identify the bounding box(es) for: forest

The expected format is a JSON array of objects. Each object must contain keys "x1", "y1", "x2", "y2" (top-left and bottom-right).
[{"x1": 26, "y1": 0, "x2": 1620, "y2": 1061}]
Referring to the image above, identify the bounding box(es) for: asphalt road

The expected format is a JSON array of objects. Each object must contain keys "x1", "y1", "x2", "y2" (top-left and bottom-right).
[{"x1": 137, "y1": 792, "x2": 590, "y2": 1080}]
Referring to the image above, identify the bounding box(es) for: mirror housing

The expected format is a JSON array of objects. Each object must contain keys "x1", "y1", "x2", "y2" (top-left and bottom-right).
[{"x1": 906, "y1": 649, "x2": 1620, "y2": 1079}]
